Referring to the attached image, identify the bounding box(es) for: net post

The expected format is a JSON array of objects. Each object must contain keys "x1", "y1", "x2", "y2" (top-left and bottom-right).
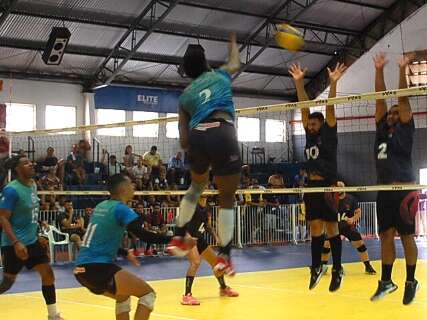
[
  {"x1": 236, "y1": 205, "x2": 243, "y2": 249},
  {"x1": 291, "y1": 204, "x2": 297, "y2": 245}
]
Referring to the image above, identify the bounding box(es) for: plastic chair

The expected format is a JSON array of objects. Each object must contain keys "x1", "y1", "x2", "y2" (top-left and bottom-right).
[{"x1": 46, "y1": 225, "x2": 73, "y2": 263}]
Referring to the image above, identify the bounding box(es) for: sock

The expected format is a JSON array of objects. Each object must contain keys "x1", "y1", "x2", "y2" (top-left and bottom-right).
[
  {"x1": 185, "y1": 276, "x2": 194, "y2": 295},
  {"x1": 177, "y1": 182, "x2": 206, "y2": 228},
  {"x1": 406, "y1": 264, "x2": 416, "y2": 282},
  {"x1": 218, "y1": 208, "x2": 234, "y2": 247},
  {"x1": 363, "y1": 261, "x2": 371, "y2": 268},
  {"x1": 42, "y1": 285, "x2": 57, "y2": 316},
  {"x1": 311, "y1": 235, "x2": 324, "y2": 268},
  {"x1": 217, "y1": 275, "x2": 227, "y2": 289},
  {"x1": 381, "y1": 264, "x2": 393, "y2": 282},
  {"x1": 328, "y1": 235, "x2": 342, "y2": 270}
]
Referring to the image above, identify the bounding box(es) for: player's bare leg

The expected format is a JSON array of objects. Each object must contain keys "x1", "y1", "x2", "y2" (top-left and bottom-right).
[{"x1": 112, "y1": 269, "x2": 156, "y2": 320}]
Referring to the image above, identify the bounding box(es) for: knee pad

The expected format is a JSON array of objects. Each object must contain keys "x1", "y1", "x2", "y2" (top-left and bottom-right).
[
  {"x1": 322, "y1": 246, "x2": 331, "y2": 254},
  {"x1": 138, "y1": 291, "x2": 156, "y2": 311},
  {"x1": 115, "y1": 297, "x2": 131, "y2": 315},
  {"x1": 357, "y1": 244, "x2": 367, "y2": 253}
]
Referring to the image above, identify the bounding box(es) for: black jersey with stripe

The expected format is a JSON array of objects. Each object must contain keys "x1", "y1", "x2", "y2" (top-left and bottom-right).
[{"x1": 187, "y1": 204, "x2": 209, "y2": 239}]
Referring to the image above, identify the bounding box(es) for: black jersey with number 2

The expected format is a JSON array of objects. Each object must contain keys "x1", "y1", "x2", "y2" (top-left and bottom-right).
[
  {"x1": 304, "y1": 123, "x2": 338, "y2": 182},
  {"x1": 375, "y1": 116, "x2": 415, "y2": 184}
]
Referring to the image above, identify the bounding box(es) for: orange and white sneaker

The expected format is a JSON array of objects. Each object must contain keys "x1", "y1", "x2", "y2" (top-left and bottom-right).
[
  {"x1": 214, "y1": 255, "x2": 236, "y2": 277},
  {"x1": 220, "y1": 287, "x2": 239, "y2": 297},
  {"x1": 181, "y1": 293, "x2": 200, "y2": 305}
]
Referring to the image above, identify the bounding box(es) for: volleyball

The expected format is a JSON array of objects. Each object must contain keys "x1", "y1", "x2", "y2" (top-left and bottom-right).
[{"x1": 275, "y1": 24, "x2": 304, "y2": 52}]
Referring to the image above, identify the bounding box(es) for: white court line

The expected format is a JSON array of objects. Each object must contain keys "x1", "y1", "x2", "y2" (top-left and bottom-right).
[
  {"x1": 233, "y1": 283, "x2": 427, "y2": 307},
  {"x1": 16, "y1": 294, "x2": 197, "y2": 320}
]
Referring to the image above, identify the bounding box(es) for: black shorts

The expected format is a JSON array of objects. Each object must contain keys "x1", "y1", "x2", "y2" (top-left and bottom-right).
[
  {"x1": 303, "y1": 180, "x2": 337, "y2": 222},
  {"x1": 188, "y1": 119, "x2": 241, "y2": 176},
  {"x1": 74, "y1": 263, "x2": 122, "y2": 295},
  {"x1": 1, "y1": 240, "x2": 49, "y2": 275},
  {"x1": 338, "y1": 223, "x2": 362, "y2": 241},
  {"x1": 377, "y1": 190, "x2": 417, "y2": 235}
]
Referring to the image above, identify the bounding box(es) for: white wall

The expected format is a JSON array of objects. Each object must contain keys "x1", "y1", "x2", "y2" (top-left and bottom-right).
[
  {"x1": 292, "y1": 4, "x2": 427, "y2": 135},
  {"x1": 1, "y1": 78, "x2": 292, "y2": 163}
]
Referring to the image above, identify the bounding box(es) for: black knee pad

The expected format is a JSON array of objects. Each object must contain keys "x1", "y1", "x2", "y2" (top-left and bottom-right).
[
  {"x1": 356, "y1": 244, "x2": 367, "y2": 253},
  {"x1": 322, "y1": 246, "x2": 331, "y2": 254},
  {"x1": 196, "y1": 238, "x2": 209, "y2": 254}
]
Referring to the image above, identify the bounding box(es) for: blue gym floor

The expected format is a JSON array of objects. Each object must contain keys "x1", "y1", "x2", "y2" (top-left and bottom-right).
[{"x1": 3, "y1": 239, "x2": 427, "y2": 294}]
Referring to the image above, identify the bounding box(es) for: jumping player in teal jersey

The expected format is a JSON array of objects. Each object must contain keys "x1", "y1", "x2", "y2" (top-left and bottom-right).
[
  {"x1": 74, "y1": 174, "x2": 174, "y2": 320},
  {"x1": 0, "y1": 155, "x2": 63, "y2": 320},
  {"x1": 168, "y1": 33, "x2": 241, "y2": 277}
]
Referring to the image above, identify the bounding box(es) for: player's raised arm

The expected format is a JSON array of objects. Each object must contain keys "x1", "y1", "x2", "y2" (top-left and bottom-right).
[
  {"x1": 373, "y1": 53, "x2": 388, "y2": 123},
  {"x1": 398, "y1": 54, "x2": 414, "y2": 124},
  {"x1": 289, "y1": 63, "x2": 310, "y2": 128},
  {"x1": 326, "y1": 62, "x2": 347, "y2": 128},
  {"x1": 221, "y1": 32, "x2": 241, "y2": 74}
]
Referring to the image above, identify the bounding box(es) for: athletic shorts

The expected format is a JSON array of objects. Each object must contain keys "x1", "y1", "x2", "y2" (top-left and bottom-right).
[
  {"x1": 188, "y1": 119, "x2": 241, "y2": 176},
  {"x1": 377, "y1": 190, "x2": 418, "y2": 235},
  {"x1": 303, "y1": 180, "x2": 337, "y2": 222},
  {"x1": 1, "y1": 240, "x2": 49, "y2": 275},
  {"x1": 74, "y1": 263, "x2": 122, "y2": 295},
  {"x1": 338, "y1": 223, "x2": 362, "y2": 241}
]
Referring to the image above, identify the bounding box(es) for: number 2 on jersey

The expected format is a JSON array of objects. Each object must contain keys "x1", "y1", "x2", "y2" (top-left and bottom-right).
[
  {"x1": 377, "y1": 143, "x2": 387, "y2": 160},
  {"x1": 199, "y1": 89, "x2": 212, "y2": 104},
  {"x1": 82, "y1": 223, "x2": 97, "y2": 247}
]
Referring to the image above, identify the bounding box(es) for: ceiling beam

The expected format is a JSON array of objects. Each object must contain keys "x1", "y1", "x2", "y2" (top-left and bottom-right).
[
  {"x1": 9, "y1": 2, "x2": 354, "y2": 56},
  {"x1": 0, "y1": 69, "x2": 295, "y2": 100},
  {"x1": 0, "y1": 37, "x2": 312, "y2": 79},
  {"x1": 305, "y1": 0, "x2": 427, "y2": 98},
  {"x1": 91, "y1": 0, "x2": 181, "y2": 88},
  {"x1": 334, "y1": 0, "x2": 388, "y2": 10}
]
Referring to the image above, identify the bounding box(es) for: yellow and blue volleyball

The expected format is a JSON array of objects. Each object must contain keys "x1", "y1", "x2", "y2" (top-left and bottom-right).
[{"x1": 275, "y1": 24, "x2": 305, "y2": 52}]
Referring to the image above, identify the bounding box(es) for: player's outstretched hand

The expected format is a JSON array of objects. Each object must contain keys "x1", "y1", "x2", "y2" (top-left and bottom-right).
[{"x1": 127, "y1": 252, "x2": 141, "y2": 267}]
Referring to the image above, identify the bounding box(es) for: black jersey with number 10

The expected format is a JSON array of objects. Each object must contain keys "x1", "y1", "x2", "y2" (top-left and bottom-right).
[
  {"x1": 304, "y1": 123, "x2": 338, "y2": 183},
  {"x1": 375, "y1": 116, "x2": 415, "y2": 184}
]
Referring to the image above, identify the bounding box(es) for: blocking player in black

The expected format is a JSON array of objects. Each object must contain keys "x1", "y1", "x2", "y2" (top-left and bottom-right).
[
  {"x1": 181, "y1": 196, "x2": 238, "y2": 305},
  {"x1": 289, "y1": 62, "x2": 347, "y2": 292},
  {"x1": 321, "y1": 182, "x2": 376, "y2": 275},
  {"x1": 371, "y1": 53, "x2": 419, "y2": 305}
]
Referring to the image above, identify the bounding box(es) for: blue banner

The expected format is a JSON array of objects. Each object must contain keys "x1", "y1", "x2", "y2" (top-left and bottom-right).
[{"x1": 94, "y1": 86, "x2": 182, "y2": 113}]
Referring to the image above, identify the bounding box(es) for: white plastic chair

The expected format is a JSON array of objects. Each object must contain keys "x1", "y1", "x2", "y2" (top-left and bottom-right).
[{"x1": 46, "y1": 225, "x2": 72, "y2": 264}]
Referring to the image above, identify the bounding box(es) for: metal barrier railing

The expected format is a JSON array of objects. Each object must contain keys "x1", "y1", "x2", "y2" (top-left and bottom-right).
[{"x1": 38, "y1": 202, "x2": 381, "y2": 248}]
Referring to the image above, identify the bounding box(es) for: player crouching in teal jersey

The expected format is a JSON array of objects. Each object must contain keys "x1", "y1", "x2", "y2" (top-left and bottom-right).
[
  {"x1": 74, "y1": 174, "x2": 178, "y2": 320},
  {"x1": 168, "y1": 33, "x2": 241, "y2": 276},
  {"x1": 0, "y1": 155, "x2": 63, "y2": 320}
]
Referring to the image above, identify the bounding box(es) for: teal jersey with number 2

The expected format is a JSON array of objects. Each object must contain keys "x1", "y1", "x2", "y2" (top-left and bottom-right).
[
  {"x1": 76, "y1": 200, "x2": 138, "y2": 265},
  {"x1": 0, "y1": 180, "x2": 40, "y2": 247},
  {"x1": 179, "y1": 69, "x2": 235, "y2": 129}
]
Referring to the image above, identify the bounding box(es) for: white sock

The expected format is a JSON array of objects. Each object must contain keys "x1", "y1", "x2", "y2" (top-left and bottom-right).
[
  {"x1": 217, "y1": 208, "x2": 235, "y2": 246},
  {"x1": 177, "y1": 182, "x2": 205, "y2": 227},
  {"x1": 47, "y1": 304, "x2": 58, "y2": 317}
]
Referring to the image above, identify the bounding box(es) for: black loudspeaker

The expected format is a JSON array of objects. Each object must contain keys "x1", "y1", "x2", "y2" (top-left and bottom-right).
[{"x1": 42, "y1": 27, "x2": 71, "y2": 65}]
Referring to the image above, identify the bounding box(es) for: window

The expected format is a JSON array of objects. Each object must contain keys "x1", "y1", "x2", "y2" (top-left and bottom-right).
[
  {"x1": 237, "y1": 117, "x2": 260, "y2": 142},
  {"x1": 45, "y1": 105, "x2": 76, "y2": 134},
  {"x1": 6, "y1": 103, "x2": 36, "y2": 132},
  {"x1": 408, "y1": 60, "x2": 427, "y2": 87},
  {"x1": 420, "y1": 168, "x2": 427, "y2": 192},
  {"x1": 96, "y1": 109, "x2": 126, "y2": 136},
  {"x1": 166, "y1": 113, "x2": 179, "y2": 139},
  {"x1": 265, "y1": 119, "x2": 287, "y2": 142},
  {"x1": 133, "y1": 111, "x2": 158, "y2": 138}
]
